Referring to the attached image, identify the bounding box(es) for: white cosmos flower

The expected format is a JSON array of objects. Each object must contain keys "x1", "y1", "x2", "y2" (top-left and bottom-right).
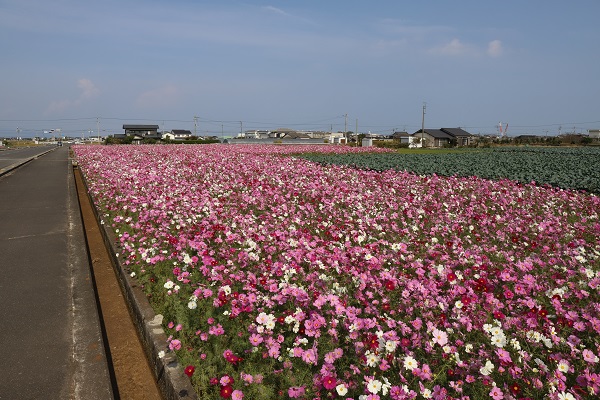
[
  {"x1": 403, "y1": 355, "x2": 418, "y2": 371},
  {"x1": 385, "y1": 340, "x2": 397, "y2": 353},
  {"x1": 265, "y1": 320, "x2": 276, "y2": 330},
  {"x1": 336, "y1": 384, "x2": 348, "y2": 396},
  {"x1": 489, "y1": 326, "x2": 503, "y2": 337},
  {"x1": 365, "y1": 351, "x2": 379, "y2": 367},
  {"x1": 557, "y1": 360, "x2": 569, "y2": 373},
  {"x1": 366, "y1": 379, "x2": 382, "y2": 394},
  {"x1": 491, "y1": 333, "x2": 507, "y2": 348},
  {"x1": 480, "y1": 360, "x2": 495, "y2": 376},
  {"x1": 558, "y1": 392, "x2": 576, "y2": 400}
]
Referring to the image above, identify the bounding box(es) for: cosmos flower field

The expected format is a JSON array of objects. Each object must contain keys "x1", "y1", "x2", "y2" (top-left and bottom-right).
[{"x1": 73, "y1": 144, "x2": 600, "y2": 400}]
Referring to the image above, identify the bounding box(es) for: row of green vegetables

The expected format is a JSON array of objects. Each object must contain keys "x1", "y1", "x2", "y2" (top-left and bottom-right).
[{"x1": 298, "y1": 146, "x2": 600, "y2": 194}]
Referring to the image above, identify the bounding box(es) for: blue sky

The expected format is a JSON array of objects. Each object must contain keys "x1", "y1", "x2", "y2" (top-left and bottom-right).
[{"x1": 1, "y1": 0, "x2": 599, "y2": 138}]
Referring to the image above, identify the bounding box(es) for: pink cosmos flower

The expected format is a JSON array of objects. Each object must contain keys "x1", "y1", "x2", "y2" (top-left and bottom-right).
[
  {"x1": 231, "y1": 390, "x2": 244, "y2": 400},
  {"x1": 431, "y1": 328, "x2": 448, "y2": 346},
  {"x1": 220, "y1": 374, "x2": 234, "y2": 386},
  {"x1": 489, "y1": 387, "x2": 504, "y2": 399},
  {"x1": 249, "y1": 333, "x2": 263, "y2": 346},
  {"x1": 496, "y1": 348, "x2": 512, "y2": 364},
  {"x1": 240, "y1": 373, "x2": 253, "y2": 385},
  {"x1": 208, "y1": 324, "x2": 224, "y2": 336},
  {"x1": 583, "y1": 349, "x2": 598, "y2": 363},
  {"x1": 288, "y1": 386, "x2": 305, "y2": 398},
  {"x1": 169, "y1": 339, "x2": 182, "y2": 351},
  {"x1": 301, "y1": 348, "x2": 317, "y2": 365}
]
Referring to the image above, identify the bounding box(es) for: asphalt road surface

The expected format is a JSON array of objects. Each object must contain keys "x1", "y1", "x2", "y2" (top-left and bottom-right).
[
  {"x1": 0, "y1": 145, "x2": 56, "y2": 171},
  {"x1": 0, "y1": 146, "x2": 113, "y2": 399}
]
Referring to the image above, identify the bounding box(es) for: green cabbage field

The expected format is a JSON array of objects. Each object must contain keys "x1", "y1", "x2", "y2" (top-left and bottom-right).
[{"x1": 299, "y1": 146, "x2": 600, "y2": 194}]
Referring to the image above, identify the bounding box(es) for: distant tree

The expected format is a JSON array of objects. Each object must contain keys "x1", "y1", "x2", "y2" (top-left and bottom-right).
[{"x1": 357, "y1": 133, "x2": 366, "y2": 147}]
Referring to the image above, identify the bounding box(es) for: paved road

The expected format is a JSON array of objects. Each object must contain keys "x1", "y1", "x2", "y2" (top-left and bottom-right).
[
  {"x1": 0, "y1": 146, "x2": 56, "y2": 172},
  {"x1": 0, "y1": 146, "x2": 114, "y2": 399}
]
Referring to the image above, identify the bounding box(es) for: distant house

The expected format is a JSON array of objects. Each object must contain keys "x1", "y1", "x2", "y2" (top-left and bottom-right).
[
  {"x1": 440, "y1": 128, "x2": 474, "y2": 146},
  {"x1": 241, "y1": 130, "x2": 271, "y2": 139},
  {"x1": 413, "y1": 129, "x2": 454, "y2": 147},
  {"x1": 123, "y1": 124, "x2": 159, "y2": 137},
  {"x1": 282, "y1": 131, "x2": 311, "y2": 139},
  {"x1": 270, "y1": 128, "x2": 297, "y2": 138},
  {"x1": 411, "y1": 127, "x2": 474, "y2": 147},
  {"x1": 307, "y1": 131, "x2": 330, "y2": 139},
  {"x1": 163, "y1": 129, "x2": 192, "y2": 141},
  {"x1": 390, "y1": 131, "x2": 411, "y2": 143},
  {"x1": 589, "y1": 129, "x2": 600, "y2": 139}
]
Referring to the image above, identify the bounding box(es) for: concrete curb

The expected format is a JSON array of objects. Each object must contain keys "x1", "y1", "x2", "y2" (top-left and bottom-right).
[
  {"x1": 0, "y1": 147, "x2": 57, "y2": 176},
  {"x1": 76, "y1": 165, "x2": 198, "y2": 400}
]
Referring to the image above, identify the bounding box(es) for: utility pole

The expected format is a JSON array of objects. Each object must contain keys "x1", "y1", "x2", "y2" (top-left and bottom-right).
[
  {"x1": 344, "y1": 113, "x2": 348, "y2": 143},
  {"x1": 194, "y1": 116, "x2": 198, "y2": 136},
  {"x1": 421, "y1": 102, "x2": 427, "y2": 145},
  {"x1": 356, "y1": 118, "x2": 358, "y2": 146},
  {"x1": 240, "y1": 121, "x2": 243, "y2": 136},
  {"x1": 97, "y1": 117, "x2": 100, "y2": 143}
]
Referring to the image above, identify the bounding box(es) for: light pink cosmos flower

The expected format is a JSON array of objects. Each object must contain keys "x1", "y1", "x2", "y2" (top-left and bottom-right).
[
  {"x1": 301, "y1": 348, "x2": 317, "y2": 365},
  {"x1": 431, "y1": 328, "x2": 448, "y2": 346},
  {"x1": 489, "y1": 386, "x2": 504, "y2": 399},
  {"x1": 249, "y1": 333, "x2": 263, "y2": 346},
  {"x1": 583, "y1": 349, "x2": 599, "y2": 363}
]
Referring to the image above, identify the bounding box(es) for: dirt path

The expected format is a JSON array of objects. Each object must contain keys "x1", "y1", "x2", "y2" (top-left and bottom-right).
[{"x1": 74, "y1": 167, "x2": 163, "y2": 400}]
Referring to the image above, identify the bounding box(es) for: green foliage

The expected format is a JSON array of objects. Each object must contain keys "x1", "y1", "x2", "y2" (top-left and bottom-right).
[
  {"x1": 298, "y1": 147, "x2": 600, "y2": 193},
  {"x1": 373, "y1": 139, "x2": 409, "y2": 149}
]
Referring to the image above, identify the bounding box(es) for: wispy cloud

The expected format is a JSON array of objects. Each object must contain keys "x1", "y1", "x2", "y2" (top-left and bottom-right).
[
  {"x1": 429, "y1": 38, "x2": 472, "y2": 56},
  {"x1": 428, "y1": 38, "x2": 505, "y2": 58},
  {"x1": 78, "y1": 78, "x2": 99, "y2": 99},
  {"x1": 45, "y1": 78, "x2": 99, "y2": 114},
  {"x1": 262, "y1": 6, "x2": 291, "y2": 17},
  {"x1": 487, "y1": 40, "x2": 503, "y2": 57}
]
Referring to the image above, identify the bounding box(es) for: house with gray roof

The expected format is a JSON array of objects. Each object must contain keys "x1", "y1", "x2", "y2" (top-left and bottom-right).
[
  {"x1": 412, "y1": 127, "x2": 474, "y2": 147},
  {"x1": 413, "y1": 129, "x2": 455, "y2": 147},
  {"x1": 441, "y1": 128, "x2": 474, "y2": 146},
  {"x1": 123, "y1": 124, "x2": 159, "y2": 137}
]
